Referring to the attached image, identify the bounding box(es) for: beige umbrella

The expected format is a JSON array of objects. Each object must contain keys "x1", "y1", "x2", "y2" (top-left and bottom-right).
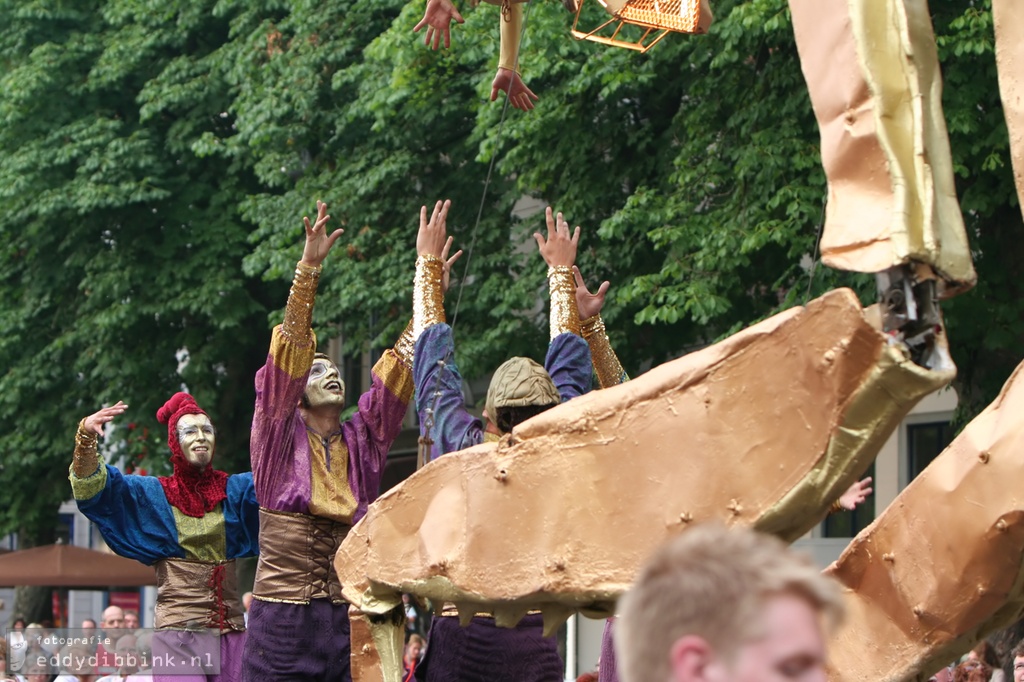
[{"x1": 0, "y1": 543, "x2": 156, "y2": 587}]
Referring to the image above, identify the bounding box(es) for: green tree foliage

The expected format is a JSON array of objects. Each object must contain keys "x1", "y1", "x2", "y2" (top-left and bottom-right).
[
  {"x1": 0, "y1": 0, "x2": 1019, "y2": 557},
  {"x1": 0, "y1": 0, "x2": 274, "y2": 544}
]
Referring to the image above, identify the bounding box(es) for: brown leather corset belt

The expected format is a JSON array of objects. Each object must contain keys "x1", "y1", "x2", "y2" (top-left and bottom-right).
[
  {"x1": 252, "y1": 507, "x2": 351, "y2": 605},
  {"x1": 154, "y1": 558, "x2": 245, "y2": 632}
]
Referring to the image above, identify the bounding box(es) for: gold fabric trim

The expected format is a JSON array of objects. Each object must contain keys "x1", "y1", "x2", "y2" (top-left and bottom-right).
[
  {"x1": 308, "y1": 433, "x2": 358, "y2": 525},
  {"x1": 413, "y1": 255, "x2": 445, "y2": 341},
  {"x1": 547, "y1": 266, "x2": 581, "y2": 339},
  {"x1": 270, "y1": 326, "x2": 317, "y2": 381},
  {"x1": 72, "y1": 419, "x2": 100, "y2": 480},
  {"x1": 69, "y1": 421, "x2": 106, "y2": 500},
  {"x1": 580, "y1": 315, "x2": 629, "y2": 389},
  {"x1": 393, "y1": 318, "x2": 415, "y2": 368},
  {"x1": 153, "y1": 558, "x2": 245, "y2": 632},
  {"x1": 281, "y1": 262, "x2": 321, "y2": 347},
  {"x1": 171, "y1": 505, "x2": 227, "y2": 563},
  {"x1": 374, "y1": 350, "x2": 414, "y2": 406},
  {"x1": 252, "y1": 508, "x2": 351, "y2": 605}
]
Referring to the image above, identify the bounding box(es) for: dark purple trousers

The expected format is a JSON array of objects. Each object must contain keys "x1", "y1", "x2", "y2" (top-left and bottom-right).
[
  {"x1": 241, "y1": 598, "x2": 351, "y2": 682},
  {"x1": 418, "y1": 613, "x2": 563, "y2": 682}
]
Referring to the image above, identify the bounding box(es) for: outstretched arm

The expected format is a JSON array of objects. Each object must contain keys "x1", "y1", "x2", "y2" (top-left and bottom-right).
[
  {"x1": 574, "y1": 266, "x2": 629, "y2": 389},
  {"x1": 414, "y1": 0, "x2": 465, "y2": 50},
  {"x1": 69, "y1": 401, "x2": 178, "y2": 564},
  {"x1": 73, "y1": 401, "x2": 128, "y2": 479},
  {"x1": 490, "y1": 4, "x2": 537, "y2": 111},
  {"x1": 253, "y1": 202, "x2": 343, "y2": 500},
  {"x1": 834, "y1": 476, "x2": 874, "y2": 512},
  {"x1": 534, "y1": 206, "x2": 582, "y2": 340}
]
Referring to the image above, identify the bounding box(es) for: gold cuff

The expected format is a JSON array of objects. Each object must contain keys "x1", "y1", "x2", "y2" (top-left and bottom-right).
[
  {"x1": 73, "y1": 419, "x2": 100, "y2": 478},
  {"x1": 413, "y1": 255, "x2": 445, "y2": 340},
  {"x1": 394, "y1": 318, "x2": 415, "y2": 368},
  {"x1": 282, "y1": 262, "x2": 321, "y2": 346},
  {"x1": 548, "y1": 266, "x2": 581, "y2": 339},
  {"x1": 581, "y1": 315, "x2": 629, "y2": 389},
  {"x1": 829, "y1": 498, "x2": 845, "y2": 515}
]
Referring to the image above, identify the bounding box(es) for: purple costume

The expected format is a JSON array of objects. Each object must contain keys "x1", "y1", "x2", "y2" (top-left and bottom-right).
[
  {"x1": 414, "y1": 322, "x2": 591, "y2": 682},
  {"x1": 241, "y1": 263, "x2": 414, "y2": 682}
]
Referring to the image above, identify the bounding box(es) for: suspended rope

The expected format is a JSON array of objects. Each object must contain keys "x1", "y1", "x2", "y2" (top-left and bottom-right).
[
  {"x1": 418, "y1": 1, "x2": 535, "y2": 469},
  {"x1": 803, "y1": 195, "x2": 827, "y2": 304},
  {"x1": 450, "y1": 0, "x2": 534, "y2": 328}
]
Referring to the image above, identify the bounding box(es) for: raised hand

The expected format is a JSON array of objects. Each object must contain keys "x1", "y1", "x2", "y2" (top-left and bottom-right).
[
  {"x1": 440, "y1": 236, "x2": 464, "y2": 294},
  {"x1": 83, "y1": 401, "x2": 128, "y2": 437},
  {"x1": 414, "y1": 0, "x2": 465, "y2": 50},
  {"x1": 417, "y1": 199, "x2": 451, "y2": 259},
  {"x1": 300, "y1": 201, "x2": 345, "y2": 269},
  {"x1": 490, "y1": 68, "x2": 538, "y2": 112},
  {"x1": 533, "y1": 206, "x2": 580, "y2": 268},
  {"x1": 573, "y1": 265, "x2": 610, "y2": 320},
  {"x1": 839, "y1": 476, "x2": 874, "y2": 511}
]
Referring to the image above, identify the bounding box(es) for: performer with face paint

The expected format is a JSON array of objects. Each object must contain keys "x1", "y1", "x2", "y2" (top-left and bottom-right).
[
  {"x1": 69, "y1": 392, "x2": 259, "y2": 682},
  {"x1": 241, "y1": 201, "x2": 458, "y2": 682}
]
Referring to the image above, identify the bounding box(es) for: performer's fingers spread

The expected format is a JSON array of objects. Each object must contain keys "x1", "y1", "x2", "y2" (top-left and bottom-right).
[
  {"x1": 572, "y1": 265, "x2": 584, "y2": 288},
  {"x1": 326, "y1": 229, "x2": 345, "y2": 247},
  {"x1": 544, "y1": 206, "x2": 555, "y2": 234},
  {"x1": 419, "y1": 205, "x2": 428, "y2": 229},
  {"x1": 571, "y1": 225, "x2": 581, "y2": 245},
  {"x1": 447, "y1": 249, "x2": 464, "y2": 267},
  {"x1": 596, "y1": 281, "x2": 610, "y2": 297},
  {"x1": 533, "y1": 232, "x2": 546, "y2": 250},
  {"x1": 303, "y1": 216, "x2": 312, "y2": 234},
  {"x1": 441, "y1": 235, "x2": 452, "y2": 257}
]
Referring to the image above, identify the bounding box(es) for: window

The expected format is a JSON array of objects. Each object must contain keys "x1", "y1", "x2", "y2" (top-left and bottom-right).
[{"x1": 907, "y1": 421, "x2": 954, "y2": 481}]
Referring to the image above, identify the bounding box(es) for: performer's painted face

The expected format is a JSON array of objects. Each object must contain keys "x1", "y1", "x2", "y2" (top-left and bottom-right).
[
  {"x1": 305, "y1": 357, "x2": 345, "y2": 408},
  {"x1": 177, "y1": 413, "x2": 215, "y2": 468}
]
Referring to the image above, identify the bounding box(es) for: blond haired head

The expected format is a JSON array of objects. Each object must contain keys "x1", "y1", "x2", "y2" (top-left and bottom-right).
[{"x1": 615, "y1": 523, "x2": 842, "y2": 682}]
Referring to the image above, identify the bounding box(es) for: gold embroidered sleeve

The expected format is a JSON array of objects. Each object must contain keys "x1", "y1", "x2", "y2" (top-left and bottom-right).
[
  {"x1": 70, "y1": 419, "x2": 107, "y2": 499},
  {"x1": 581, "y1": 315, "x2": 629, "y2": 389},
  {"x1": 413, "y1": 255, "x2": 445, "y2": 341},
  {"x1": 393, "y1": 318, "x2": 415, "y2": 368},
  {"x1": 282, "y1": 262, "x2": 321, "y2": 347},
  {"x1": 72, "y1": 419, "x2": 100, "y2": 478},
  {"x1": 548, "y1": 265, "x2": 581, "y2": 339}
]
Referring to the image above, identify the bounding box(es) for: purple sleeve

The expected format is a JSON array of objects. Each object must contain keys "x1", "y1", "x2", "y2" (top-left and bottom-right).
[
  {"x1": 545, "y1": 332, "x2": 593, "y2": 401},
  {"x1": 414, "y1": 324, "x2": 485, "y2": 460},
  {"x1": 250, "y1": 325, "x2": 315, "y2": 511},
  {"x1": 344, "y1": 348, "x2": 414, "y2": 519}
]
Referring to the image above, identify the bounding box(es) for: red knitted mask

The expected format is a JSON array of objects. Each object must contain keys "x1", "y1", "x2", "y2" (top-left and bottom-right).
[{"x1": 156, "y1": 392, "x2": 228, "y2": 518}]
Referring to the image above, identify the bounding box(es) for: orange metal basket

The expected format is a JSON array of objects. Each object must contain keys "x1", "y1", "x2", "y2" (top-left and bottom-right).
[{"x1": 571, "y1": 0, "x2": 708, "y2": 52}]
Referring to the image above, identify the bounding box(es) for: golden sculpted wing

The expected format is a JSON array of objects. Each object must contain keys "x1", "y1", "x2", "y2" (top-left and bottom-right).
[
  {"x1": 338, "y1": 290, "x2": 953, "y2": 681},
  {"x1": 826, "y1": 358, "x2": 1024, "y2": 682}
]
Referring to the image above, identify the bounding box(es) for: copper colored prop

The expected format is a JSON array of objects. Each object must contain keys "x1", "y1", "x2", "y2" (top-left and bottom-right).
[{"x1": 338, "y1": 289, "x2": 953, "y2": 681}]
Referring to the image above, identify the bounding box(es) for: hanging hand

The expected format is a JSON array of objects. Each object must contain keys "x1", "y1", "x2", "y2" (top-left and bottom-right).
[
  {"x1": 490, "y1": 68, "x2": 538, "y2": 112},
  {"x1": 414, "y1": 0, "x2": 465, "y2": 50}
]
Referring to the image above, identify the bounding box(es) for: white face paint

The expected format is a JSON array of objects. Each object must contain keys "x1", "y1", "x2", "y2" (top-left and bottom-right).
[
  {"x1": 177, "y1": 413, "x2": 215, "y2": 468},
  {"x1": 305, "y1": 358, "x2": 345, "y2": 408}
]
